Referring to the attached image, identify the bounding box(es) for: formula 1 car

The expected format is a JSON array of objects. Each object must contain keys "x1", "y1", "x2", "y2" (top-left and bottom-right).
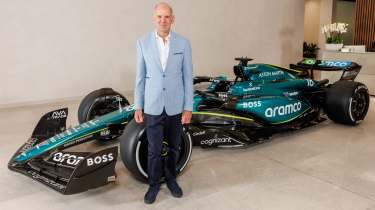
[{"x1": 8, "y1": 57, "x2": 370, "y2": 194}]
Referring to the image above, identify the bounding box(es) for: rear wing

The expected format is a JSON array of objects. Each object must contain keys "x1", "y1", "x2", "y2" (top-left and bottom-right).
[{"x1": 290, "y1": 58, "x2": 361, "y2": 81}]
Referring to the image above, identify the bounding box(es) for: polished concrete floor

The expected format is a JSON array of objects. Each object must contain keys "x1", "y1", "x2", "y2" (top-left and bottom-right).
[{"x1": 1, "y1": 97, "x2": 375, "y2": 210}]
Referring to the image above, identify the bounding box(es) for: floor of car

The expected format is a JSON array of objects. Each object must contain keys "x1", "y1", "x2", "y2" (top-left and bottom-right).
[{"x1": 1, "y1": 96, "x2": 375, "y2": 210}]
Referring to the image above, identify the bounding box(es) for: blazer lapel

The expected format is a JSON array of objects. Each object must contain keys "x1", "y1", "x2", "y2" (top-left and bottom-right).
[{"x1": 149, "y1": 32, "x2": 163, "y2": 72}]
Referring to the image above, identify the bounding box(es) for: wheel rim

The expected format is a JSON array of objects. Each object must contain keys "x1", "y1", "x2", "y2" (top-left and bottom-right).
[
  {"x1": 161, "y1": 141, "x2": 169, "y2": 157},
  {"x1": 135, "y1": 128, "x2": 190, "y2": 179},
  {"x1": 350, "y1": 91, "x2": 368, "y2": 120}
]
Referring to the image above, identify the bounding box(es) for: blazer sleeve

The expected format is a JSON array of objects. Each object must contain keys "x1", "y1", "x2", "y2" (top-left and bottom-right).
[
  {"x1": 134, "y1": 40, "x2": 146, "y2": 110},
  {"x1": 182, "y1": 40, "x2": 194, "y2": 111}
]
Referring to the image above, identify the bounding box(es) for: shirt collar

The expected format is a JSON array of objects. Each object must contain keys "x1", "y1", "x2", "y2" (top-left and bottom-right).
[{"x1": 154, "y1": 30, "x2": 171, "y2": 41}]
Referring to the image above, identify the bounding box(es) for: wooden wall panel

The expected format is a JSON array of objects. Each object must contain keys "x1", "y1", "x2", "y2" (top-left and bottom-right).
[{"x1": 354, "y1": 0, "x2": 375, "y2": 50}]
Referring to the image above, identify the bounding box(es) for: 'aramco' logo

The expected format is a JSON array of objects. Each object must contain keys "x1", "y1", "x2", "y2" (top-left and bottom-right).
[{"x1": 265, "y1": 102, "x2": 302, "y2": 118}]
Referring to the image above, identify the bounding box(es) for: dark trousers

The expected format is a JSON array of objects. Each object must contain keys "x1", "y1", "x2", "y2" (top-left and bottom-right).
[{"x1": 145, "y1": 110, "x2": 182, "y2": 188}]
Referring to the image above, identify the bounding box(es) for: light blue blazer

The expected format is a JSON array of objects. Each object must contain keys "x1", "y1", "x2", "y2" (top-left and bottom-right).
[{"x1": 134, "y1": 31, "x2": 194, "y2": 115}]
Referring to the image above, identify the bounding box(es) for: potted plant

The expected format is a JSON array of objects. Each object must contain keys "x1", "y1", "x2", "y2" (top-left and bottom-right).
[
  {"x1": 303, "y1": 42, "x2": 319, "y2": 58},
  {"x1": 321, "y1": 22, "x2": 348, "y2": 51}
]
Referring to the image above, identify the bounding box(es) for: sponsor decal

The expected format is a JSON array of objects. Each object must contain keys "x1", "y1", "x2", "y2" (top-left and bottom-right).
[
  {"x1": 259, "y1": 71, "x2": 284, "y2": 77},
  {"x1": 306, "y1": 79, "x2": 315, "y2": 87},
  {"x1": 38, "y1": 139, "x2": 52, "y2": 147},
  {"x1": 50, "y1": 118, "x2": 100, "y2": 144},
  {"x1": 52, "y1": 152, "x2": 85, "y2": 166},
  {"x1": 27, "y1": 171, "x2": 66, "y2": 190},
  {"x1": 201, "y1": 137, "x2": 233, "y2": 146},
  {"x1": 123, "y1": 104, "x2": 135, "y2": 112},
  {"x1": 243, "y1": 86, "x2": 261, "y2": 92},
  {"x1": 284, "y1": 91, "x2": 299, "y2": 97},
  {"x1": 51, "y1": 110, "x2": 67, "y2": 119},
  {"x1": 265, "y1": 102, "x2": 302, "y2": 118},
  {"x1": 245, "y1": 65, "x2": 258, "y2": 70},
  {"x1": 63, "y1": 135, "x2": 93, "y2": 148},
  {"x1": 19, "y1": 138, "x2": 38, "y2": 153},
  {"x1": 100, "y1": 129, "x2": 110, "y2": 136},
  {"x1": 107, "y1": 176, "x2": 116, "y2": 182},
  {"x1": 242, "y1": 101, "x2": 262, "y2": 108},
  {"x1": 302, "y1": 58, "x2": 316, "y2": 65},
  {"x1": 86, "y1": 153, "x2": 114, "y2": 166},
  {"x1": 81, "y1": 122, "x2": 90, "y2": 128},
  {"x1": 321, "y1": 60, "x2": 351, "y2": 68},
  {"x1": 217, "y1": 92, "x2": 228, "y2": 100},
  {"x1": 192, "y1": 131, "x2": 206, "y2": 136}
]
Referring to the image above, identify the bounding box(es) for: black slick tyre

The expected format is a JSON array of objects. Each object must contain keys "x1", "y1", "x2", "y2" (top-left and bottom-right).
[
  {"x1": 78, "y1": 88, "x2": 129, "y2": 124},
  {"x1": 77, "y1": 88, "x2": 129, "y2": 141},
  {"x1": 119, "y1": 119, "x2": 192, "y2": 182},
  {"x1": 325, "y1": 80, "x2": 370, "y2": 125}
]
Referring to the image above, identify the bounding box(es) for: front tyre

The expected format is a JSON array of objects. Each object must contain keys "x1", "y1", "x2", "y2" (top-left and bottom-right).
[
  {"x1": 77, "y1": 88, "x2": 130, "y2": 141},
  {"x1": 119, "y1": 120, "x2": 192, "y2": 182},
  {"x1": 325, "y1": 80, "x2": 370, "y2": 125}
]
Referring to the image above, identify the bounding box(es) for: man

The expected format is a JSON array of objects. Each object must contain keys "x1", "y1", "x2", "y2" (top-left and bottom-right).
[{"x1": 134, "y1": 2, "x2": 194, "y2": 204}]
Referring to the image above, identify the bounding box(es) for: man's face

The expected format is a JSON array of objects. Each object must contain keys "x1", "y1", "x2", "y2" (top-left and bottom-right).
[{"x1": 153, "y1": 5, "x2": 174, "y2": 34}]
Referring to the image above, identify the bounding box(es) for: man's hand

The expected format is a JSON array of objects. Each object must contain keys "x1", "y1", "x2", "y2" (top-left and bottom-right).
[
  {"x1": 134, "y1": 109, "x2": 144, "y2": 123},
  {"x1": 181, "y1": 110, "x2": 192, "y2": 124}
]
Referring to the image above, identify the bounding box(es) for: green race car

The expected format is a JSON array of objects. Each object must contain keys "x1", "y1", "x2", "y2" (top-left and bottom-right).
[{"x1": 9, "y1": 57, "x2": 370, "y2": 194}]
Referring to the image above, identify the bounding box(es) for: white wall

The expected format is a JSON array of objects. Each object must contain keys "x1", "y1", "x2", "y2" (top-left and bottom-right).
[
  {"x1": 0, "y1": 0, "x2": 305, "y2": 107},
  {"x1": 304, "y1": 0, "x2": 321, "y2": 44},
  {"x1": 318, "y1": 0, "x2": 334, "y2": 56}
]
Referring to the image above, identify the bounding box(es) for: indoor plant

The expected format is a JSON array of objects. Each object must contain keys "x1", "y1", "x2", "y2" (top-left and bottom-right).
[
  {"x1": 321, "y1": 22, "x2": 348, "y2": 51},
  {"x1": 303, "y1": 42, "x2": 319, "y2": 58}
]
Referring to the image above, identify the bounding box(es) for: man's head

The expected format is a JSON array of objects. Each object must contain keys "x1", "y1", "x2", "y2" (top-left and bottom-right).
[{"x1": 153, "y1": 2, "x2": 174, "y2": 35}]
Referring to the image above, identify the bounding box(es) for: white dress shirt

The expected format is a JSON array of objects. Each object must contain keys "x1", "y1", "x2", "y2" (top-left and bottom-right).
[{"x1": 155, "y1": 31, "x2": 170, "y2": 71}]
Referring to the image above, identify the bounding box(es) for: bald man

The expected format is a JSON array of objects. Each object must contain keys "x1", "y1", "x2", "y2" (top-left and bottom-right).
[{"x1": 134, "y1": 2, "x2": 193, "y2": 204}]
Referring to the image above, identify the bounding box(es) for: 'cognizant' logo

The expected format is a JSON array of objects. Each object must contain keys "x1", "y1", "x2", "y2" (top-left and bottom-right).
[
  {"x1": 201, "y1": 137, "x2": 232, "y2": 146},
  {"x1": 265, "y1": 102, "x2": 302, "y2": 118}
]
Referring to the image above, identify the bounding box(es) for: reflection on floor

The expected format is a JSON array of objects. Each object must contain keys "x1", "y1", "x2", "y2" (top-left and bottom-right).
[{"x1": 1, "y1": 98, "x2": 375, "y2": 210}]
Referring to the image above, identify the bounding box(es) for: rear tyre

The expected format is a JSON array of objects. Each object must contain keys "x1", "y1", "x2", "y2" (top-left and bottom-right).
[
  {"x1": 77, "y1": 88, "x2": 129, "y2": 140},
  {"x1": 325, "y1": 80, "x2": 369, "y2": 125},
  {"x1": 119, "y1": 119, "x2": 192, "y2": 182}
]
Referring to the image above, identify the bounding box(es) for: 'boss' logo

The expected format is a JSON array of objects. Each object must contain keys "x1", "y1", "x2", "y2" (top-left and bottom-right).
[
  {"x1": 242, "y1": 101, "x2": 262, "y2": 108},
  {"x1": 86, "y1": 153, "x2": 114, "y2": 166}
]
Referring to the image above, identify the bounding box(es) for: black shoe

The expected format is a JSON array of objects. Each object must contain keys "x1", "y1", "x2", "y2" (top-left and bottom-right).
[
  {"x1": 144, "y1": 186, "x2": 159, "y2": 204},
  {"x1": 167, "y1": 180, "x2": 183, "y2": 198}
]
